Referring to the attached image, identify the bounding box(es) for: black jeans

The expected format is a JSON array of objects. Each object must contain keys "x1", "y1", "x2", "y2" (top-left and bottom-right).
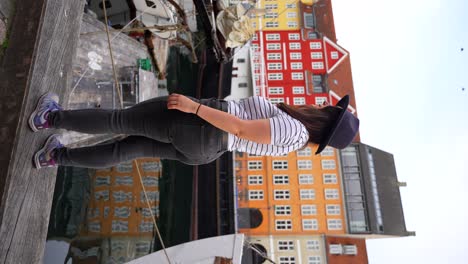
[{"x1": 50, "y1": 96, "x2": 228, "y2": 168}]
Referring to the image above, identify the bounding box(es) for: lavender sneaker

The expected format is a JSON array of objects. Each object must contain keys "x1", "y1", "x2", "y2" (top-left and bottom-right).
[
  {"x1": 34, "y1": 134, "x2": 63, "y2": 169},
  {"x1": 29, "y1": 92, "x2": 62, "y2": 132}
]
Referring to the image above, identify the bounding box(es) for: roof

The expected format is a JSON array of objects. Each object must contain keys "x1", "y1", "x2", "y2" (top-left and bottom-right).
[{"x1": 314, "y1": 0, "x2": 337, "y2": 42}]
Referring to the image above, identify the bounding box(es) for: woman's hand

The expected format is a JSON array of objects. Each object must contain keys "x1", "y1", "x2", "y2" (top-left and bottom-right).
[{"x1": 167, "y1": 93, "x2": 199, "y2": 114}]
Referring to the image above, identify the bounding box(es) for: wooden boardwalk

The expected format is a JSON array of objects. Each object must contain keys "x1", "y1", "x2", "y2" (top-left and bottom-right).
[{"x1": 0, "y1": 0, "x2": 85, "y2": 263}]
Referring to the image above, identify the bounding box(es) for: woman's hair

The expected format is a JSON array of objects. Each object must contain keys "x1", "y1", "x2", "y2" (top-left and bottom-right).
[{"x1": 277, "y1": 103, "x2": 341, "y2": 145}]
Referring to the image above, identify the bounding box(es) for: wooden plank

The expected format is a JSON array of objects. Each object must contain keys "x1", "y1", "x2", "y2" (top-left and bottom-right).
[{"x1": 0, "y1": 0, "x2": 85, "y2": 263}]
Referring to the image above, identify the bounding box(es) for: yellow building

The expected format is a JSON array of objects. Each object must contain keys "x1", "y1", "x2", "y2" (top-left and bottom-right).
[
  {"x1": 235, "y1": 144, "x2": 346, "y2": 236},
  {"x1": 248, "y1": 0, "x2": 318, "y2": 31}
]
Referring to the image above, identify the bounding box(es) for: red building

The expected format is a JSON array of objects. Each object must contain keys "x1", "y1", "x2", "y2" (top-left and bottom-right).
[{"x1": 326, "y1": 236, "x2": 369, "y2": 264}]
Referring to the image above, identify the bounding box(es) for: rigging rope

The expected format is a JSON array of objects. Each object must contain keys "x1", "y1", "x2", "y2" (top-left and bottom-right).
[{"x1": 101, "y1": 0, "x2": 172, "y2": 263}]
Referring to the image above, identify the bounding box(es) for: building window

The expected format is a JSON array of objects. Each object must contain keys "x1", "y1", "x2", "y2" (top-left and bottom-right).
[
  {"x1": 323, "y1": 174, "x2": 337, "y2": 184},
  {"x1": 331, "y1": 51, "x2": 339, "y2": 59},
  {"x1": 290, "y1": 53, "x2": 302, "y2": 60},
  {"x1": 269, "y1": 98, "x2": 285, "y2": 104},
  {"x1": 265, "y1": 12, "x2": 278, "y2": 18},
  {"x1": 299, "y1": 174, "x2": 314, "y2": 184},
  {"x1": 248, "y1": 175, "x2": 263, "y2": 185},
  {"x1": 267, "y1": 53, "x2": 281, "y2": 60},
  {"x1": 315, "y1": 97, "x2": 327, "y2": 105},
  {"x1": 275, "y1": 205, "x2": 292, "y2": 216},
  {"x1": 286, "y1": 3, "x2": 296, "y2": 8},
  {"x1": 238, "y1": 82, "x2": 248, "y2": 88},
  {"x1": 237, "y1": 58, "x2": 246, "y2": 63},
  {"x1": 310, "y1": 42, "x2": 322, "y2": 49},
  {"x1": 289, "y1": 33, "x2": 300, "y2": 40},
  {"x1": 287, "y1": 12, "x2": 297, "y2": 18},
  {"x1": 289, "y1": 42, "x2": 301, "y2": 50},
  {"x1": 297, "y1": 147, "x2": 312, "y2": 156},
  {"x1": 321, "y1": 159, "x2": 336, "y2": 170},
  {"x1": 273, "y1": 160, "x2": 288, "y2": 170},
  {"x1": 268, "y1": 73, "x2": 283, "y2": 80},
  {"x1": 265, "y1": 4, "x2": 278, "y2": 9},
  {"x1": 274, "y1": 174, "x2": 290, "y2": 184},
  {"x1": 292, "y1": 72, "x2": 304, "y2": 80},
  {"x1": 304, "y1": 13, "x2": 315, "y2": 28},
  {"x1": 248, "y1": 190, "x2": 264, "y2": 200},
  {"x1": 327, "y1": 219, "x2": 343, "y2": 230},
  {"x1": 306, "y1": 240, "x2": 320, "y2": 251},
  {"x1": 266, "y1": 21, "x2": 279, "y2": 28},
  {"x1": 269, "y1": 87, "x2": 284, "y2": 95},
  {"x1": 267, "y1": 43, "x2": 281, "y2": 50},
  {"x1": 292, "y1": 86, "x2": 305, "y2": 94},
  {"x1": 297, "y1": 160, "x2": 312, "y2": 170},
  {"x1": 312, "y1": 62, "x2": 324, "y2": 69},
  {"x1": 276, "y1": 220, "x2": 292, "y2": 230},
  {"x1": 248, "y1": 161, "x2": 262, "y2": 170},
  {"x1": 252, "y1": 33, "x2": 258, "y2": 41},
  {"x1": 266, "y1": 33, "x2": 280, "y2": 40},
  {"x1": 291, "y1": 62, "x2": 303, "y2": 70},
  {"x1": 268, "y1": 63, "x2": 282, "y2": 70},
  {"x1": 325, "y1": 189, "x2": 339, "y2": 200},
  {"x1": 326, "y1": 204, "x2": 341, "y2": 215},
  {"x1": 344, "y1": 245, "x2": 358, "y2": 255},
  {"x1": 251, "y1": 21, "x2": 257, "y2": 28},
  {"x1": 302, "y1": 219, "x2": 318, "y2": 230},
  {"x1": 278, "y1": 240, "x2": 295, "y2": 251},
  {"x1": 300, "y1": 189, "x2": 315, "y2": 200},
  {"x1": 287, "y1": 21, "x2": 298, "y2": 28},
  {"x1": 293, "y1": 97, "x2": 306, "y2": 105},
  {"x1": 301, "y1": 205, "x2": 317, "y2": 215},
  {"x1": 279, "y1": 256, "x2": 295, "y2": 264},
  {"x1": 311, "y1": 52, "x2": 323, "y2": 59},
  {"x1": 307, "y1": 256, "x2": 321, "y2": 264},
  {"x1": 274, "y1": 190, "x2": 290, "y2": 200},
  {"x1": 320, "y1": 147, "x2": 334, "y2": 156}
]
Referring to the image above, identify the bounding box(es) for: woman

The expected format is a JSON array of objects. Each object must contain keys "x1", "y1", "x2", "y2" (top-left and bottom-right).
[{"x1": 30, "y1": 92, "x2": 359, "y2": 169}]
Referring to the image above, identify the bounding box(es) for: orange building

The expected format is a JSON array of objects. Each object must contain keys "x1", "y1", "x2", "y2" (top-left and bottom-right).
[{"x1": 236, "y1": 144, "x2": 346, "y2": 236}]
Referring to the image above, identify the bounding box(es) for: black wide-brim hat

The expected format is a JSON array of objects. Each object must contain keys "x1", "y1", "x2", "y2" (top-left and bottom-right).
[{"x1": 315, "y1": 95, "x2": 360, "y2": 155}]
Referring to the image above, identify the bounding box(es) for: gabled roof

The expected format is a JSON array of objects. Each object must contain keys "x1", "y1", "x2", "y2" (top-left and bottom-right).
[
  {"x1": 314, "y1": 0, "x2": 337, "y2": 42},
  {"x1": 323, "y1": 36, "x2": 348, "y2": 74}
]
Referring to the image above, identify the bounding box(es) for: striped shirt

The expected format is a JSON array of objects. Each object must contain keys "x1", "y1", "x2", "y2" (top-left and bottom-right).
[{"x1": 226, "y1": 96, "x2": 309, "y2": 156}]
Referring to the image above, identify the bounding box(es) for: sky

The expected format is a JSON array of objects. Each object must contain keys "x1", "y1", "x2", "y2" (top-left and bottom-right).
[{"x1": 331, "y1": 0, "x2": 468, "y2": 263}]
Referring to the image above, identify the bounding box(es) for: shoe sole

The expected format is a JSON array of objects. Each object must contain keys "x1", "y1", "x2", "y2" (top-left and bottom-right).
[
  {"x1": 34, "y1": 134, "x2": 59, "y2": 169},
  {"x1": 28, "y1": 93, "x2": 57, "y2": 132}
]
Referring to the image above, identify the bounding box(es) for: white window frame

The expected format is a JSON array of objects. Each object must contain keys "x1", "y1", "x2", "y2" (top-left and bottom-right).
[
  {"x1": 327, "y1": 219, "x2": 343, "y2": 230},
  {"x1": 292, "y1": 72, "x2": 304, "y2": 80},
  {"x1": 273, "y1": 160, "x2": 288, "y2": 170},
  {"x1": 331, "y1": 51, "x2": 339, "y2": 59},
  {"x1": 297, "y1": 147, "x2": 312, "y2": 156},
  {"x1": 265, "y1": 12, "x2": 278, "y2": 19},
  {"x1": 311, "y1": 52, "x2": 323, "y2": 59},
  {"x1": 266, "y1": 21, "x2": 279, "y2": 28},
  {"x1": 307, "y1": 256, "x2": 321, "y2": 264},
  {"x1": 248, "y1": 161, "x2": 262, "y2": 170},
  {"x1": 274, "y1": 190, "x2": 291, "y2": 200},
  {"x1": 302, "y1": 219, "x2": 318, "y2": 230},
  {"x1": 269, "y1": 87, "x2": 284, "y2": 95},
  {"x1": 269, "y1": 98, "x2": 285, "y2": 104},
  {"x1": 289, "y1": 42, "x2": 301, "y2": 50},
  {"x1": 278, "y1": 240, "x2": 295, "y2": 251},
  {"x1": 312, "y1": 62, "x2": 324, "y2": 70},
  {"x1": 267, "y1": 43, "x2": 281, "y2": 50},
  {"x1": 293, "y1": 97, "x2": 306, "y2": 105},
  {"x1": 310, "y1": 42, "x2": 322, "y2": 49},
  {"x1": 297, "y1": 160, "x2": 312, "y2": 170},
  {"x1": 248, "y1": 175, "x2": 263, "y2": 185},
  {"x1": 279, "y1": 256, "x2": 296, "y2": 264},
  {"x1": 288, "y1": 33, "x2": 300, "y2": 40},
  {"x1": 291, "y1": 62, "x2": 303, "y2": 70},
  {"x1": 290, "y1": 52, "x2": 302, "y2": 60},
  {"x1": 300, "y1": 189, "x2": 316, "y2": 200},
  {"x1": 301, "y1": 204, "x2": 317, "y2": 215},
  {"x1": 266, "y1": 33, "x2": 280, "y2": 41},
  {"x1": 325, "y1": 189, "x2": 339, "y2": 200},
  {"x1": 267, "y1": 53, "x2": 281, "y2": 60},
  {"x1": 323, "y1": 174, "x2": 337, "y2": 184},
  {"x1": 265, "y1": 4, "x2": 278, "y2": 9},
  {"x1": 287, "y1": 12, "x2": 297, "y2": 18},
  {"x1": 248, "y1": 190, "x2": 264, "y2": 200},
  {"x1": 292, "y1": 86, "x2": 305, "y2": 94},
  {"x1": 326, "y1": 204, "x2": 341, "y2": 215},
  {"x1": 315, "y1": 97, "x2": 327, "y2": 105},
  {"x1": 320, "y1": 147, "x2": 334, "y2": 156},
  {"x1": 273, "y1": 174, "x2": 290, "y2": 185},
  {"x1": 299, "y1": 174, "x2": 314, "y2": 185},
  {"x1": 275, "y1": 220, "x2": 292, "y2": 230},
  {"x1": 275, "y1": 205, "x2": 292, "y2": 216},
  {"x1": 268, "y1": 63, "x2": 282, "y2": 70},
  {"x1": 321, "y1": 159, "x2": 336, "y2": 170},
  {"x1": 287, "y1": 21, "x2": 298, "y2": 28},
  {"x1": 306, "y1": 240, "x2": 320, "y2": 251},
  {"x1": 286, "y1": 3, "x2": 296, "y2": 8},
  {"x1": 268, "y1": 73, "x2": 283, "y2": 80}
]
